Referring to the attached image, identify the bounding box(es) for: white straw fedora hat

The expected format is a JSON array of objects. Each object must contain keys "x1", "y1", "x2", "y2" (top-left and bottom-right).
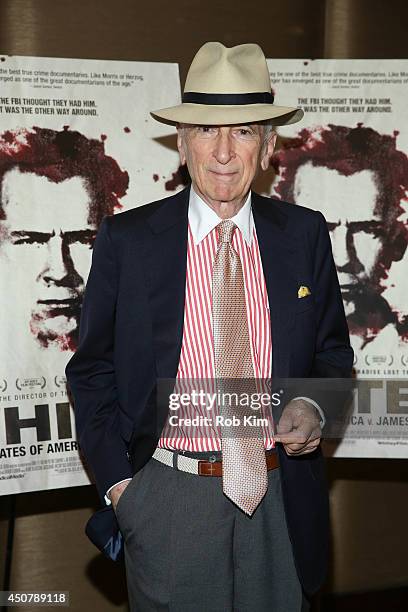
[{"x1": 151, "y1": 41, "x2": 303, "y2": 126}]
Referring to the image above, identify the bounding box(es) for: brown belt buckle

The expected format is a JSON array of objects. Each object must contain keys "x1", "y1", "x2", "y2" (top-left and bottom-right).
[
  {"x1": 198, "y1": 451, "x2": 279, "y2": 477},
  {"x1": 198, "y1": 459, "x2": 222, "y2": 476},
  {"x1": 266, "y1": 451, "x2": 279, "y2": 471}
]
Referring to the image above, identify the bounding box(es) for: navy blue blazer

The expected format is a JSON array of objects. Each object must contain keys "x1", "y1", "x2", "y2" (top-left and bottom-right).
[{"x1": 66, "y1": 186, "x2": 353, "y2": 595}]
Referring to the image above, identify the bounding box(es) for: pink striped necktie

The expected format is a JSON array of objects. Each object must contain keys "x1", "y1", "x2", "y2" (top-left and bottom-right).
[{"x1": 212, "y1": 219, "x2": 268, "y2": 515}]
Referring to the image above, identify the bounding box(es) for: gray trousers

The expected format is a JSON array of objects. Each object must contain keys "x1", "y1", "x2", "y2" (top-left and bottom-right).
[{"x1": 115, "y1": 456, "x2": 308, "y2": 612}]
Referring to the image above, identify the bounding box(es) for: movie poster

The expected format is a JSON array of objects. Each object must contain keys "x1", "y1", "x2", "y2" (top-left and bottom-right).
[
  {"x1": 264, "y1": 59, "x2": 408, "y2": 457},
  {"x1": 1, "y1": 57, "x2": 407, "y2": 498},
  {"x1": 0, "y1": 55, "x2": 181, "y2": 494}
]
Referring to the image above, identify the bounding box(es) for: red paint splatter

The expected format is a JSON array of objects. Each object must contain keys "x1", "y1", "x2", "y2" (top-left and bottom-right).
[
  {"x1": 30, "y1": 311, "x2": 79, "y2": 352},
  {"x1": 101, "y1": 133, "x2": 107, "y2": 141},
  {"x1": 3, "y1": 131, "x2": 13, "y2": 144},
  {"x1": 0, "y1": 127, "x2": 130, "y2": 350},
  {"x1": 273, "y1": 124, "x2": 408, "y2": 344},
  {"x1": 165, "y1": 165, "x2": 190, "y2": 191},
  {"x1": 153, "y1": 173, "x2": 159, "y2": 182},
  {"x1": 124, "y1": 127, "x2": 131, "y2": 133},
  {"x1": 0, "y1": 126, "x2": 129, "y2": 224}
]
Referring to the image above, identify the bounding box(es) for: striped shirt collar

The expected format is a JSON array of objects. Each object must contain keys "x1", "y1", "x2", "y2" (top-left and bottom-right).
[{"x1": 188, "y1": 185, "x2": 254, "y2": 246}]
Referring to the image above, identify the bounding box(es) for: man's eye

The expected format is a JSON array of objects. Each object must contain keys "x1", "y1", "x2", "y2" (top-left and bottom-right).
[
  {"x1": 363, "y1": 223, "x2": 383, "y2": 235},
  {"x1": 234, "y1": 127, "x2": 256, "y2": 139},
  {"x1": 11, "y1": 231, "x2": 50, "y2": 245},
  {"x1": 196, "y1": 126, "x2": 217, "y2": 136},
  {"x1": 349, "y1": 222, "x2": 384, "y2": 237},
  {"x1": 65, "y1": 230, "x2": 97, "y2": 248}
]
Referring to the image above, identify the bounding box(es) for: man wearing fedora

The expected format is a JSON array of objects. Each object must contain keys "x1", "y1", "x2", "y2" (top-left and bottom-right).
[{"x1": 66, "y1": 42, "x2": 353, "y2": 611}]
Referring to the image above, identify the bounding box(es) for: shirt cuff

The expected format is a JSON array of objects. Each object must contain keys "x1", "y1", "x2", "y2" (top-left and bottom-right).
[
  {"x1": 104, "y1": 478, "x2": 132, "y2": 506},
  {"x1": 292, "y1": 396, "x2": 325, "y2": 429}
]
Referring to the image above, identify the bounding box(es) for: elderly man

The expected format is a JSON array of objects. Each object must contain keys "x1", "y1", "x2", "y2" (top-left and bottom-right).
[{"x1": 66, "y1": 42, "x2": 353, "y2": 611}]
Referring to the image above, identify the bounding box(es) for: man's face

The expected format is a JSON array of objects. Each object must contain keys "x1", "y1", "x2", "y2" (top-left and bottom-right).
[
  {"x1": 0, "y1": 167, "x2": 96, "y2": 349},
  {"x1": 177, "y1": 124, "x2": 276, "y2": 208},
  {"x1": 293, "y1": 164, "x2": 383, "y2": 316}
]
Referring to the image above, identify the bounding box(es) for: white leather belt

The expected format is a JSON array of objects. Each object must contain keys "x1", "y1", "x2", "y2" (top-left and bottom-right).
[
  {"x1": 153, "y1": 447, "x2": 204, "y2": 475},
  {"x1": 152, "y1": 447, "x2": 279, "y2": 477}
]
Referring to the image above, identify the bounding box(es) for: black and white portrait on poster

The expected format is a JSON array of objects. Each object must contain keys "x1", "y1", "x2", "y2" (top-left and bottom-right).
[
  {"x1": 263, "y1": 59, "x2": 408, "y2": 458},
  {"x1": 0, "y1": 55, "x2": 181, "y2": 494}
]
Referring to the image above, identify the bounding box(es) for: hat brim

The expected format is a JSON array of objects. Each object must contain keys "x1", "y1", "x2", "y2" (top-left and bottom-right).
[{"x1": 151, "y1": 103, "x2": 303, "y2": 127}]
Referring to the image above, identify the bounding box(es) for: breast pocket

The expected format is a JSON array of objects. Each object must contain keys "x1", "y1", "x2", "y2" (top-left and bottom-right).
[
  {"x1": 295, "y1": 293, "x2": 315, "y2": 314},
  {"x1": 293, "y1": 292, "x2": 316, "y2": 375}
]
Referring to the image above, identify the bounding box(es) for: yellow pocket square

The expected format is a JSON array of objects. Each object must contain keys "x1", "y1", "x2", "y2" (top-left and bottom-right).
[{"x1": 298, "y1": 285, "x2": 311, "y2": 298}]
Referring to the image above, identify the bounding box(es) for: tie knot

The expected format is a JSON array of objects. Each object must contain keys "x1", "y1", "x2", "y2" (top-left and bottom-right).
[{"x1": 217, "y1": 220, "x2": 236, "y2": 243}]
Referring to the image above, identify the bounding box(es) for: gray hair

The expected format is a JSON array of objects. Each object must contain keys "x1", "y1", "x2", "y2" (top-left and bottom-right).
[{"x1": 259, "y1": 120, "x2": 276, "y2": 148}]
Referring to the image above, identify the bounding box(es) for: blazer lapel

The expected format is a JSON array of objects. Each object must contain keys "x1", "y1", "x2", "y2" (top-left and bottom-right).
[
  {"x1": 252, "y1": 192, "x2": 298, "y2": 378},
  {"x1": 143, "y1": 187, "x2": 190, "y2": 379}
]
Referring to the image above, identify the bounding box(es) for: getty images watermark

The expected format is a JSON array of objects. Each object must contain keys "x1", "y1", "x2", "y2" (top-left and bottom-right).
[
  {"x1": 156, "y1": 378, "x2": 408, "y2": 440},
  {"x1": 168, "y1": 384, "x2": 282, "y2": 429}
]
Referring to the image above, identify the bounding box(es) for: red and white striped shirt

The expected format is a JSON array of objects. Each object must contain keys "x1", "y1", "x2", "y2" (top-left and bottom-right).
[
  {"x1": 105, "y1": 189, "x2": 323, "y2": 500},
  {"x1": 158, "y1": 188, "x2": 275, "y2": 452}
]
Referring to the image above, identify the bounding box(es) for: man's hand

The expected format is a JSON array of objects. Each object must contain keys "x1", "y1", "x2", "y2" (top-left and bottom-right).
[
  {"x1": 109, "y1": 479, "x2": 131, "y2": 512},
  {"x1": 274, "y1": 398, "x2": 321, "y2": 456}
]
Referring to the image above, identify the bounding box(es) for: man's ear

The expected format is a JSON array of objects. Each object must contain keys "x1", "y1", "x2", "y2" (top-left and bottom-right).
[
  {"x1": 260, "y1": 131, "x2": 277, "y2": 171},
  {"x1": 177, "y1": 126, "x2": 187, "y2": 166}
]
